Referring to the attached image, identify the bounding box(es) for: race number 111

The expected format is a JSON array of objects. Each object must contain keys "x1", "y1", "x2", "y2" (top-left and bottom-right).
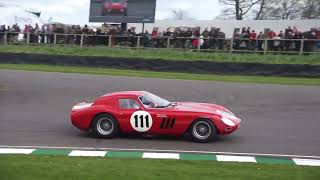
[{"x1": 134, "y1": 115, "x2": 150, "y2": 128}]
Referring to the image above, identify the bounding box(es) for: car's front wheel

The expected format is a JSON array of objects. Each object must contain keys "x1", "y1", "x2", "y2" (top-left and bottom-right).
[
  {"x1": 190, "y1": 119, "x2": 216, "y2": 143},
  {"x1": 91, "y1": 114, "x2": 119, "y2": 139}
]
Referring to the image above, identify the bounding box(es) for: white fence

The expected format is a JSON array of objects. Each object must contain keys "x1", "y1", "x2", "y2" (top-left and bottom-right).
[{"x1": 0, "y1": 32, "x2": 319, "y2": 55}]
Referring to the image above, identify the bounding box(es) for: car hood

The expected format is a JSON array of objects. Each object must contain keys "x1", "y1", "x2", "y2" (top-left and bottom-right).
[{"x1": 172, "y1": 102, "x2": 231, "y2": 115}]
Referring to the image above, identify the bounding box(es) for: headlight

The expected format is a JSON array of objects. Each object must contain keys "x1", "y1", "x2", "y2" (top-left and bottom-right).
[
  {"x1": 216, "y1": 110, "x2": 236, "y2": 119},
  {"x1": 221, "y1": 116, "x2": 236, "y2": 126}
]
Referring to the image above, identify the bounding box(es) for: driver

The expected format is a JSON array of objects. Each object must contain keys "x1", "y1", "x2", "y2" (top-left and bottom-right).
[{"x1": 141, "y1": 97, "x2": 155, "y2": 108}]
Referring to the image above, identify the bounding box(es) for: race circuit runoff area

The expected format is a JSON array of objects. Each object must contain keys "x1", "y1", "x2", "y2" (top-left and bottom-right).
[{"x1": 0, "y1": 147, "x2": 320, "y2": 167}]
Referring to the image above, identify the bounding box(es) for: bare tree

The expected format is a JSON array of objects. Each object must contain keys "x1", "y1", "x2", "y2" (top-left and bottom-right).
[
  {"x1": 219, "y1": 0, "x2": 261, "y2": 20},
  {"x1": 221, "y1": 0, "x2": 311, "y2": 20},
  {"x1": 273, "y1": 0, "x2": 302, "y2": 19},
  {"x1": 265, "y1": 0, "x2": 302, "y2": 19},
  {"x1": 253, "y1": 0, "x2": 266, "y2": 20},
  {"x1": 301, "y1": 0, "x2": 320, "y2": 19},
  {"x1": 251, "y1": 0, "x2": 275, "y2": 20}
]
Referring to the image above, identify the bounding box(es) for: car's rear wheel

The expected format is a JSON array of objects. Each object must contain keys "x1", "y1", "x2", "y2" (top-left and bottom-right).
[
  {"x1": 190, "y1": 119, "x2": 216, "y2": 143},
  {"x1": 91, "y1": 114, "x2": 119, "y2": 139}
]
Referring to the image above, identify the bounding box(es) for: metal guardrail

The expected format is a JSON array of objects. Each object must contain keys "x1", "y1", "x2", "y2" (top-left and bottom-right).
[{"x1": 0, "y1": 32, "x2": 319, "y2": 55}]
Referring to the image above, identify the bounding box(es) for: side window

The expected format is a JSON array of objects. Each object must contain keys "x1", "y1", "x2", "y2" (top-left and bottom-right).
[
  {"x1": 119, "y1": 99, "x2": 140, "y2": 109},
  {"x1": 139, "y1": 96, "x2": 154, "y2": 108}
]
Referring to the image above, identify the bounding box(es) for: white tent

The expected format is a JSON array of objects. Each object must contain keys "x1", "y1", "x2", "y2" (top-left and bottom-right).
[{"x1": 0, "y1": 6, "x2": 43, "y2": 28}]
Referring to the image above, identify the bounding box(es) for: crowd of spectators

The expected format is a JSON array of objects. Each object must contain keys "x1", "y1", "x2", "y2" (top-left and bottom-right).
[
  {"x1": 1, "y1": 23, "x2": 320, "y2": 52},
  {"x1": 0, "y1": 24, "x2": 20, "y2": 43},
  {"x1": 233, "y1": 26, "x2": 320, "y2": 52}
]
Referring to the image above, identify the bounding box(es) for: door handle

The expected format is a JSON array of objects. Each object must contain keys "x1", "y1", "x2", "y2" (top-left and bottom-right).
[{"x1": 157, "y1": 114, "x2": 167, "y2": 118}]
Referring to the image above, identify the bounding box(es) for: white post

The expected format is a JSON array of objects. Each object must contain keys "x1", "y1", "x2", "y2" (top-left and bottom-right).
[
  {"x1": 137, "y1": 36, "x2": 141, "y2": 48},
  {"x1": 229, "y1": 38, "x2": 234, "y2": 53},
  {"x1": 27, "y1": 32, "x2": 30, "y2": 44},
  {"x1": 197, "y1": 36, "x2": 201, "y2": 53},
  {"x1": 166, "y1": 37, "x2": 170, "y2": 48},
  {"x1": 4, "y1": 32, "x2": 7, "y2": 44},
  {"x1": 108, "y1": 35, "x2": 112, "y2": 47},
  {"x1": 80, "y1": 34, "x2": 84, "y2": 47},
  {"x1": 299, "y1": 39, "x2": 304, "y2": 55},
  {"x1": 264, "y1": 39, "x2": 268, "y2": 55},
  {"x1": 53, "y1": 33, "x2": 57, "y2": 45}
]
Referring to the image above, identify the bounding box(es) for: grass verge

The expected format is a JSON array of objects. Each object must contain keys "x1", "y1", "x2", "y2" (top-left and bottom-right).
[
  {"x1": 0, "y1": 44, "x2": 320, "y2": 65},
  {"x1": 0, "y1": 155, "x2": 319, "y2": 180},
  {"x1": 1, "y1": 63, "x2": 320, "y2": 86}
]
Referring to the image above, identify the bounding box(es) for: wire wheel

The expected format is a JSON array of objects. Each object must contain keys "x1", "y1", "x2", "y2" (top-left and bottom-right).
[
  {"x1": 97, "y1": 118, "x2": 114, "y2": 135},
  {"x1": 192, "y1": 121, "x2": 212, "y2": 140}
]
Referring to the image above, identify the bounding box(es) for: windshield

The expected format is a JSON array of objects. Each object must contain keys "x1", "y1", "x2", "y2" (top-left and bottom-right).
[{"x1": 139, "y1": 93, "x2": 171, "y2": 108}]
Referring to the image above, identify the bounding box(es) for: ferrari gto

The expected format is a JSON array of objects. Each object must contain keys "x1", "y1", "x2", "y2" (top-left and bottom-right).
[
  {"x1": 71, "y1": 91, "x2": 241, "y2": 143},
  {"x1": 102, "y1": 0, "x2": 128, "y2": 16}
]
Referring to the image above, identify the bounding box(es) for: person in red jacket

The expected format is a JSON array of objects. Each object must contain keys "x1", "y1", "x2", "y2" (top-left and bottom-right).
[
  {"x1": 268, "y1": 30, "x2": 277, "y2": 50},
  {"x1": 192, "y1": 36, "x2": 199, "y2": 49},
  {"x1": 268, "y1": 30, "x2": 277, "y2": 38},
  {"x1": 23, "y1": 25, "x2": 31, "y2": 41},
  {"x1": 249, "y1": 30, "x2": 257, "y2": 50}
]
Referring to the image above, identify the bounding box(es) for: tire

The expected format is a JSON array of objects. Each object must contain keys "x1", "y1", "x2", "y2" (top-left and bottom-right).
[
  {"x1": 189, "y1": 119, "x2": 216, "y2": 143},
  {"x1": 91, "y1": 113, "x2": 119, "y2": 139}
]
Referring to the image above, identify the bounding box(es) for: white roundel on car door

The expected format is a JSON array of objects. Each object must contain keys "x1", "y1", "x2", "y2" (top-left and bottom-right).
[{"x1": 130, "y1": 111, "x2": 153, "y2": 132}]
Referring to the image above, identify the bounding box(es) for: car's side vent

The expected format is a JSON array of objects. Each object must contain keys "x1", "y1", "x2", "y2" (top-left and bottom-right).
[{"x1": 160, "y1": 118, "x2": 175, "y2": 129}]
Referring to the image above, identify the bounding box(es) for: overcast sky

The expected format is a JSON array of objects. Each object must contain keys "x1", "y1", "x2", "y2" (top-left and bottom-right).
[{"x1": 0, "y1": 0, "x2": 222, "y2": 24}]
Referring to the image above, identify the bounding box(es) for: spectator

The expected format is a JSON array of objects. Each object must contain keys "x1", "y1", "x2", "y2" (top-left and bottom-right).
[
  {"x1": 273, "y1": 35, "x2": 281, "y2": 51},
  {"x1": 23, "y1": 25, "x2": 30, "y2": 41},
  {"x1": 0, "y1": 25, "x2": 6, "y2": 42},
  {"x1": 268, "y1": 30, "x2": 277, "y2": 50},
  {"x1": 268, "y1": 30, "x2": 277, "y2": 38},
  {"x1": 209, "y1": 27, "x2": 218, "y2": 49},
  {"x1": 241, "y1": 27, "x2": 250, "y2": 49},
  {"x1": 249, "y1": 30, "x2": 257, "y2": 50},
  {"x1": 192, "y1": 35, "x2": 199, "y2": 49},
  {"x1": 217, "y1": 31, "x2": 225, "y2": 50},
  {"x1": 257, "y1": 31, "x2": 264, "y2": 51},
  {"x1": 285, "y1": 26, "x2": 293, "y2": 35},
  {"x1": 303, "y1": 30, "x2": 317, "y2": 53},
  {"x1": 40, "y1": 25, "x2": 46, "y2": 43},
  {"x1": 294, "y1": 31, "x2": 303, "y2": 51},
  {"x1": 285, "y1": 31, "x2": 294, "y2": 51}
]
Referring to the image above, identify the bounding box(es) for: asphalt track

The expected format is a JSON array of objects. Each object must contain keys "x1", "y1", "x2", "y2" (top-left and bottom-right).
[{"x1": 0, "y1": 70, "x2": 320, "y2": 156}]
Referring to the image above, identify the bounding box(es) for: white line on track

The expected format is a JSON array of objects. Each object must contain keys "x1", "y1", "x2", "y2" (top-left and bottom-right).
[
  {"x1": 0, "y1": 148, "x2": 35, "y2": 154},
  {"x1": 292, "y1": 158, "x2": 320, "y2": 166},
  {"x1": 0, "y1": 145, "x2": 320, "y2": 159},
  {"x1": 68, "y1": 150, "x2": 107, "y2": 157},
  {"x1": 142, "y1": 153, "x2": 180, "y2": 159},
  {"x1": 217, "y1": 155, "x2": 257, "y2": 163}
]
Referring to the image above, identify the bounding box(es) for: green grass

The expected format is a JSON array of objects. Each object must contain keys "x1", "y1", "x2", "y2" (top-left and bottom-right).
[
  {"x1": 1, "y1": 44, "x2": 320, "y2": 65},
  {"x1": 0, "y1": 155, "x2": 319, "y2": 180},
  {"x1": 1, "y1": 63, "x2": 320, "y2": 86}
]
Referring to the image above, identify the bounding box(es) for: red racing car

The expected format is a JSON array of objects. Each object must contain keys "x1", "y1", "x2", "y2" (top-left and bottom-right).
[
  {"x1": 71, "y1": 91, "x2": 241, "y2": 143},
  {"x1": 102, "y1": 0, "x2": 128, "y2": 16}
]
